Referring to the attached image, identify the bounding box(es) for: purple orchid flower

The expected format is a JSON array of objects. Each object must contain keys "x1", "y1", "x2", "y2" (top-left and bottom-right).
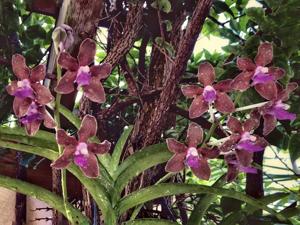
[
  {"x1": 224, "y1": 153, "x2": 257, "y2": 182},
  {"x1": 221, "y1": 116, "x2": 267, "y2": 153},
  {"x1": 55, "y1": 38, "x2": 112, "y2": 103},
  {"x1": 220, "y1": 117, "x2": 267, "y2": 176},
  {"x1": 6, "y1": 54, "x2": 54, "y2": 118},
  {"x1": 51, "y1": 115, "x2": 111, "y2": 178},
  {"x1": 252, "y1": 82, "x2": 298, "y2": 136},
  {"x1": 232, "y1": 43, "x2": 285, "y2": 101},
  {"x1": 19, "y1": 101, "x2": 56, "y2": 136},
  {"x1": 165, "y1": 122, "x2": 219, "y2": 180},
  {"x1": 181, "y1": 62, "x2": 235, "y2": 119}
]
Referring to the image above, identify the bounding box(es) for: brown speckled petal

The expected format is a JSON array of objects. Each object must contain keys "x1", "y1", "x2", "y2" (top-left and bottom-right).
[
  {"x1": 254, "y1": 42, "x2": 273, "y2": 66},
  {"x1": 80, "y1": 153, "x2": 99, "y2": 178},
  {"x1": 54, "y1": 71, "x2": 77, "y2": 94},
  {"x1": 88, "y1": 140, "x2": 111, "y2": 154},
  {"x1": 6, "y1": 81, "x2": 18, "y2": 96},
  {"x1": 263, "y1": 114, "x2": 277, "y2": 136},
  {"x1": 213, "y1": 79, "x2": 233, "y2": 92},
  {"x1": 42, "y1": 108, "x2": 56, "y2": 129},
  {"x1": 255, "y1": 81, "x2": 277, "y2": 100},
  {"x1": 25, "y1": 120, "x2": 41, "y2": 136},
  {"x1": 78, "y1": 38, "x2": 96, "y2": 66},
  {"x1": 166, "y1": 138, "x2": 187, "y2": 154},
  {"x1": 165, "y1": 153, "x2": 186, "y2": 173},
  {"x1": 181, "y1": 85, "x2": 203, "y2": 98},
  {"x1": 278, "y1": 82, "x2": 298, "y2": 101},
  {"x1": 189, "y1": 95, "x2": 208, "y2": 119},
  {"x1": 231, "y1": 71, "x2": 253, "y2": 91},
  {"x1": 269, "y1": 67, "x2": 285, "y2": 80},
  {"x1": 31, "y1": 83, "x2": 54, "y2": 105},
  {"x1": 51, "y1": 146, "x2": 76, "y2": 169},
  {"x1": 56, "y1": 129, "x2": 77, "y2": 147},
  {"x1": 227, "y1": 116, "x2": 243, "y2": 134},
  {"x1": 198, "y1": 62, "x2": 215, "y2": 86},
  {"x1": 82, "y1": 77, "x2": 106, "y2": 103},
  {"x1": 191, "y1": 158, "x2": 211, "y2": 180},
  {"x1": 13, "y1": 97, "x2": 31, "y2": 117},
  {"x1": 57, "y1": 52, "x2": 79, "y2": 71},
  {"x1": 78, "y1": 115, "x2": 97, "y2": 142},
  {"x1": 237, "y1": 57, "x2": 256, "y2": 71},
  {"x1": 90, "y1": 63, "x2": 112, "y2": 80},
  {"x1": 215, "y1": 92, "x2": 235, "y2": 114},
  {"x1": 186, "y1": 122, "x2": 203, "y2": 147},
  {"x1": 12, "y1": 54, "x2": 30, "y2": 80},
  {"x1": 30, "y1": 64, "x2": 46, "y2": 82},
  {"x1": 243, "y1": 118, "x2": 260, "y2": 132}
]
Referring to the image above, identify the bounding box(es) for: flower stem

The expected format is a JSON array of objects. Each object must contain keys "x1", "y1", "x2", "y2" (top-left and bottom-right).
[
  {"x1": 235, "y1": 101, "x2": 269, "y2": 112},
  {"x1": 54, "y1": 64, "x2": 73, "y2": 223}
]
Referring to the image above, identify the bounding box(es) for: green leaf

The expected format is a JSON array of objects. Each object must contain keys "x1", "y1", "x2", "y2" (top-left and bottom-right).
[
  {"x1": 187, "y1": 175, "x2": 226, "y2": 225},
  {"x1": 288, "y1": 133, "x2": 300, "y2": 162},
  {"x1": 0, "y1": 140, "x2": 117, "y2": 224},
  {"x1": 0, "y1": 175, "x2": 90, "y2": 225},
  {"x1": 151, "y1": 0, "x2": 172, "y2": 13},
  {"x1": 246, "y1": 7, "x2": 265, "y2": 24},
  {"x1": 123, "y1": 219, "x2": 180, "y2": 225},
  {"x1": 117, "y1": 183, "x2": 288, "y2": 221},
  {"x1": 113, "y1": 143, "x2": 171, "y2": 194},
  {"x1": 110, "y1": 125, "x2": 133, "y2": 174},
  {"x1": 213, "y1": 0, "x2": 234, "y2": 17}
]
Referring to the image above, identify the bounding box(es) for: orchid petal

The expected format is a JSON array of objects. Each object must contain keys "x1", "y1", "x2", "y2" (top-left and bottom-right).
[
  {"x1": 187, "y1": 122, "x2": 203, "y2": 147},
  {"x1": 227, "y1": 116, "x2": 243, "y2": 134},
  {"x1": 237, "y1": 57, "x2": 256, "y2": 71},
  {"x1": 51, "y1": 146, "x2": 76, "y2": 169},
  {"x1": 56, "y1": 129, "x2": 77, "y2": 147},
  {"x1": 31, "y1": 83, "x2": 54, "y2": 105},
  {"x1": 88, "y1": 140, "x2": 111, "y2": 154},
  {"x1": 57, "y1": 52, "x2": 79, "y2": 71},
  {"x1": 166, "y1": 138, "x2": 186, "y2": 154},
  {"x1": 90, "y1": 63, "x2": 112, "y2": 80},
  {"x1": 190, "y1": 158, "x2": 211, "y2": 180},
  {"x1": 231, "y1": 71, "x2": 253, "y2": 91},
  {"x1": 30, "y1": 64, "x2": 46, "y2": 82},
  {"x1": 255, "y1": 82, "x2": 277, "y2": 100},
  {"x1": 55, "y1": 71, "x2": 77, "y2": 94},
  {"x1": 165, "y1": 153, "x2": 186, "y2": 173},
  {"x1": 78, "y1": 115, "x2": 97, "y2": 142},
  {"x1": 198, "y1": 62, "x2": 215, "y2": 86},
  {"x1": 82, "y1": 77, "x2": 106, "y2": 103},
  {"x1": 12, "y1": 54, "x2": 30, "y2": 80},
  {"x1": 215, "y1": 92, "x2": 235, "y2": 114},
  {"x1": 79, "y1": 153, "x2": 99, "y2": 178},
  {"x1": 78, "y1": 38, "x2": 96, "y2": 66},
  {"x1": 189, "y1": 95, "x2": 208, "y2": 118},
  {"x1": 255, "y1": 43, "x2": 273, "y2": 66},
  {"x1": 181, "y1": 85, "x2": 203, "y2": 98}
]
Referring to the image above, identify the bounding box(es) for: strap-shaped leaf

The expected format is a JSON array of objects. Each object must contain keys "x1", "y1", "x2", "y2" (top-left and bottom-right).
[
  {"x1": 117, "y1": 183, "x2": 287, "y2": 221},
  {"x1": 0, "y1": 139, "x2": 117, "y2": 224},
  {"x1": 113, "y1": 143, "x2": 171, "y2": 195},
  {"x1": 110, "y1": 125, "x2": 133, "y2": 174},
  {"x1": 187, "y1": 175, "x2": 226, "y2": 225},
  {"x1": 123, "y1": 219, "x2": 180, "y2": 225},
  {"x1": 0, "y1": 175, "x2": 90, "y2": 225}
]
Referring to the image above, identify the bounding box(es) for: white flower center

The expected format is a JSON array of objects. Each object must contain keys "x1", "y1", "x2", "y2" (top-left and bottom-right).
[
  {"x1": 187, "y1": 147, "x2": 198, "y2": 157},
  {"x1": 75, "y1": 142, "x2": 89, "y2": 155}
]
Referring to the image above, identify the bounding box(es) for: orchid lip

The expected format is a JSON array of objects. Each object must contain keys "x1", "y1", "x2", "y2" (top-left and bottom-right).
[
  {"x1": 252, "y1": 66, "x2": 274, "y2": 85},
  {"x1": 75, "y1": 66, "x2": 91, "y2": 87},
  {"x1": 203, "y1": 85, "x2": 217, "y2": 103},
  {"x1": 186, "y1": 147, "x2": 199, "y2": 168},
  {"x1": 20, "y1": 102, "x2": 43, "y2": 124},
  {"x1": 267, "y1": 101, "x2": 296, "y2": 121}
]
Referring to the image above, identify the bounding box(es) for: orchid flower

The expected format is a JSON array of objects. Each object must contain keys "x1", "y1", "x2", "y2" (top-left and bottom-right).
[
  {"x1": 165, "y1": 122, "x2": 219, "y2": 180},
  {"x1": 55, "y1": 38, "x2": 112, "y2": 103},
  {"x1": 182, "y1": 62, "x2": 234, "y2": 119},
  {"x1": 225, "y1": 153, "x2": 257, "y2": 182},
  {"x1": 220, "y1": 117, "x2": 267, "y2": 176},
  {"x1": 19, "y1": 102, "x2": 56, "y2": 136},
  {"x1": 51, "y1": 115, "x2": 111, "y2": 178},
  {"x1": 252, "y1": 82, "x2": 298, "y2": 135},
  {"x1": 6, "y1": 54, "x2": 54, "y2": 117},
  {"x1": 232, "y1": 43, "x2": 285, "y2": 100}
]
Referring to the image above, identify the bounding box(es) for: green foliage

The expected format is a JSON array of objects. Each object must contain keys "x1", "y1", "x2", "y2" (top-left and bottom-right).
[{"x1": 151, "y1": 0, "x2": 172, "y2": 13}]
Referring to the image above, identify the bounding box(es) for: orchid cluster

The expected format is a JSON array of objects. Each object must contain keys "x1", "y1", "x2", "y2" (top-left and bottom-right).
[
  {"x1": 165, "y1": 43, "x2": 298, "y2": 181},
  {"x1": 6, "y1": 39, "x2": 297, "y2": 180},
  {"x1": 7, "y1": 37, "x2": 112, "y2": 178}
]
